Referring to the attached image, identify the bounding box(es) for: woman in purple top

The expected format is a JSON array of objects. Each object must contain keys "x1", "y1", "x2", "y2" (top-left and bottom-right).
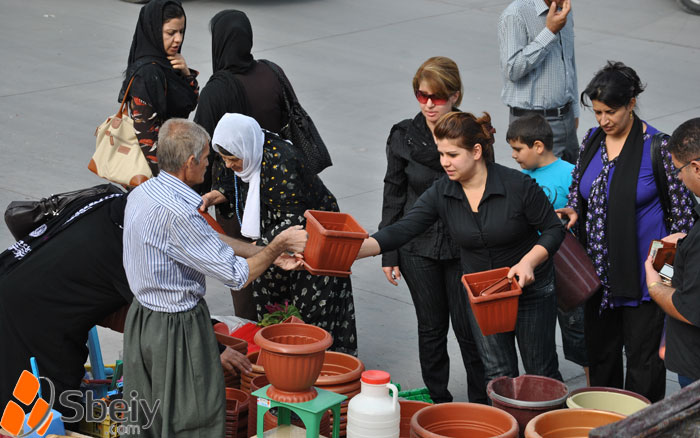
[{"x1": 557, "y1": 61, "x2": 695, "y2": 402}]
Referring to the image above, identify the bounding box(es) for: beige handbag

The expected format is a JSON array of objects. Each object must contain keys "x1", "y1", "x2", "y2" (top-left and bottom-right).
[{"x1": 88, "y1": 76, "x2": 152, "y2": 187}]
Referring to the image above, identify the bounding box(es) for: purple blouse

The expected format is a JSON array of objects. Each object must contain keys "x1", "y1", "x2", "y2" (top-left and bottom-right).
[{"x1": 569, "y1": 123, "x2": 695, "y2": 307}]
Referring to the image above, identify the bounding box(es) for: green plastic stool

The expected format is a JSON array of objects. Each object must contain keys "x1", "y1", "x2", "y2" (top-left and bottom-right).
[{"x1": 252, "y1": 385, "x2": 346, "y2": 438}]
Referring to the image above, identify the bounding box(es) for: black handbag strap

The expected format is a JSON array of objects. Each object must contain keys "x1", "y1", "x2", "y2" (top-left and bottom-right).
[{"x1": 650, "y1": 132, "x2": 672, "y2": 230}]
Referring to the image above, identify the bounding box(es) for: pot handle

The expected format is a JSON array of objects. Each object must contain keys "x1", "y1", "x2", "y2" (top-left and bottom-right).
[{"x1": 386, "y1": 383, "x2": 399, "y2": 411}]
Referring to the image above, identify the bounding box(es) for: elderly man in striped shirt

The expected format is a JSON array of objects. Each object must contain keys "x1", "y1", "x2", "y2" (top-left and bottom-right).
[
  {"x1": 498, "y1": 0, "x2": 580, "y2": 164},
  {"x1": 122, "y1": 118, "x2": 307, "y2": 438}
]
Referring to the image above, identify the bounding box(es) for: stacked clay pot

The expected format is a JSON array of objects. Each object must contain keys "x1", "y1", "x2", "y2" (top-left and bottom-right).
[
  {"x1": 254, "y1": 323, "x2": 333, "y2": 403},
  {"x1": 410, "y1": 402, "x2": 519, "y2": 438},
  {"x1": 241, "y1": 351, "x2": 266, "y2": 394},
  {"x1": 225, "y1": 387, "x2": 251, "y2": 438},
  {"x1": 314, "y1": 351, "x2": 365, "y2": 437},
  {"x1": 216, "y1": 333, "x2": 248, "y2": 390}
]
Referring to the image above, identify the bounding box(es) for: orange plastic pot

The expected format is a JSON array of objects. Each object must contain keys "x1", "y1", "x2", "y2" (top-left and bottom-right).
[
  {"x1": 254, "y1": 323, "x2": 333, "y2": 403},
  {"x1": 248, "y1": 375, "x2": 271, "y2": 437},
  {"x1": 315, "y1": 351, "x2": 365, "y2": 386},
  {"x1": 303, "y1": 210, "x2": 368, "y2": 274},
  {"x1": 399, "y1": 400, "x2": 431, "y2": 438},
  {"x1": 216, "y1": 332, "x2": 248, "y2": 354},
  {"x1": 410, "y1": 402, "x2": 518, "y2": 438},
  {"x1": 524, "y1": 408, "x2": 625, "y2": 437},
  {"x1": 462, "y1": 267, "x2": 522, "y2": 336}
]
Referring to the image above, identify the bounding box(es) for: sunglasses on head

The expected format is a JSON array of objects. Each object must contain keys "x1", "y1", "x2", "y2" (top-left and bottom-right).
[{"x1": 415, "y1": 90, "x2": 450, "y2": 105}]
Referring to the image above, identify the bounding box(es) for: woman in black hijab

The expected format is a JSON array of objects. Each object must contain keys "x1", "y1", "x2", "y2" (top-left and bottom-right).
[
  {"x1": 120, "y1": 0, "x2": 199, "y2": 176},
  {"x1": 194, "y1": 10, "x2": 291, "y2": 320}
]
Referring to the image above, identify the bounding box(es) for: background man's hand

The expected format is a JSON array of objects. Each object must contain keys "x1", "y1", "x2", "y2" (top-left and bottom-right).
[{"x1": 546, "y1": 0, "x2": 571, "y2": 34}]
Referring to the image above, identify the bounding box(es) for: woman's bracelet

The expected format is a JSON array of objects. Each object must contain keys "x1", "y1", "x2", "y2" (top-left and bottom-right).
[{"x1": 648, "y1": 281, "x2": 664, "y2": 290}]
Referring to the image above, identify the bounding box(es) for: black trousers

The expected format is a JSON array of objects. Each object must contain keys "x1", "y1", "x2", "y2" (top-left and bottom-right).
[
  {"x1": 584, "y1": 291, "x2": 667, "y2": 402},
  {"x1": 399, "y1": 249, "x2": 487, "y2": 403}
]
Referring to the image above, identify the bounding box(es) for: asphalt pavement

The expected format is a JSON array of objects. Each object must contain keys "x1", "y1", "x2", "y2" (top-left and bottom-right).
[{"x1": 1, "y1": 0, "x2": 699, "y2": 400}]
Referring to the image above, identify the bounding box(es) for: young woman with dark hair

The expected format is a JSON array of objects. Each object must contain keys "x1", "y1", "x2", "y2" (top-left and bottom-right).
[{"x1": 360, "y1": 111, "x2": 566, "y2": 383}]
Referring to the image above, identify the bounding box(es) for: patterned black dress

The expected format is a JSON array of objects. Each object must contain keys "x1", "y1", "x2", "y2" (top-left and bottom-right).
[{"x1": 213, "y1": 132, "x2": 358, "y2": 355}]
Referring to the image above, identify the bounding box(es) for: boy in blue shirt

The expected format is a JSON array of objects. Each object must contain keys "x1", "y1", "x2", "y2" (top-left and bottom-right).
[{"x1": 507, "y1": 114, "x2": 589, "y2": 382}]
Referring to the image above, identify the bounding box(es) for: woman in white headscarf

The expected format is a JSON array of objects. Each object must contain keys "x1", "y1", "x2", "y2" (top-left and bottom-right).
[{"x1": 201, "y1": 113, "x2": 358, "y2": 355}]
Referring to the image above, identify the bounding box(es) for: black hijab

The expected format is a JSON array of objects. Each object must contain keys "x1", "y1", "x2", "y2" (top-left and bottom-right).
[
  {"x1": 210, "y1": 10, "x2": 255, "y2": 74},
  {"x1": 195, "y1": 9, "x2": 254, "y2": 135},
  {"x1": 118, "y1": 0, "x2": 197, "y2": 118}
]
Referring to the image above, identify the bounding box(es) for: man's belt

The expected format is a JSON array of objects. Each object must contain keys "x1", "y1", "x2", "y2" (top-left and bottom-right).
[{"x1": 510, "y1": 101, "x2": 572, "y2": 118}]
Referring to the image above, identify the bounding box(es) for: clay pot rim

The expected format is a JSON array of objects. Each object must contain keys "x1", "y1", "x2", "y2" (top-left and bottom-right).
[
  {"x1": 524, "y1": 408, "x2": 626, "y2": 437},
  {"x1": 567, "y1": 386, "x2": 651, "y2": 404},
  {"x1": 215, "y1": 332, "x2": 248, "y2": 349},
  {"x1": 254, "y1": 323, "x2": 333, "y2": 354},
  {"x1": 315, "y1": 351, "x2": 364, "y2": 385},
  {"x1": 487, "y1": 375, "x2": 569, "y2": 408},
  {"x1": 410, "y1": 402, "x2": 518, "y2": 438}
]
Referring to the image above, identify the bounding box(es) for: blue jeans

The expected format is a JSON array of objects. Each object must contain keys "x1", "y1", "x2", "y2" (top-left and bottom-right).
[
  {"x1": 558, "y1": 305, "x2": 588, "y2": 367},
  {"x1": 467, "y1": 267, "x2": 562, "y2": 382},
  {"x1": 678, "y1": 374, "x2": 695, "y2": 388}
]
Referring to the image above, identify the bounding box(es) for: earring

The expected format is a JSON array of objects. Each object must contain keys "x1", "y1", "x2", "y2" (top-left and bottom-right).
[{"x1": 630, "y1": 112, "x2": 634, "y2": 120}]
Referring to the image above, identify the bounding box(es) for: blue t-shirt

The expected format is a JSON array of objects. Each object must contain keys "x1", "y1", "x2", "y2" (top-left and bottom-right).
[{"x1": 522, "y1": 159, "x2": 574, "y2": 210}]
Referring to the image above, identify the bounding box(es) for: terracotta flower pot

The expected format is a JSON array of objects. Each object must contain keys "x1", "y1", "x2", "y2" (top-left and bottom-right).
[
  {"x1": 487, "y1": 375, "x2": 569, "y2": 438},
  {"x1": 303, "y1": 210, "x2": 368, "y2": 275},
  {"x1": 315, "y1": 351, "x2": 365, "y2": 386},
  {"x1": 399, "y1": 400, "x2": 431, "y2": 438},
  {"x1": 566, "y1": 387, "x2": 650, "y2": 416},
  {"x1": 216, "y1": 332, "x2": 248, "y2": 353},
  {"x1": 282, "y1": 315, "x2": 305, "y2": 324},
  {"x1": 524, "y1": 408, "x2": 625, "y2": 438},
  {"x1": 254, "y1": 323, "x2": 333, "y2": 403},
  {"x1": 462, "y1": 267, "x2": 523, "y2": 336},
  {"x1": 410, "y1": 402, "x2": 518, "y2": 438}
]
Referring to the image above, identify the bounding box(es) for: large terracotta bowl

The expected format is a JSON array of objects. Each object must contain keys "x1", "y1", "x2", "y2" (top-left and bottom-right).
[
  {"x1": 524, "y1": 408, "x2": 625, "y2": 438},
  {"x1": 254, "y1": 323, "x2": 333, "y2": 403},
  {"x1": 410, "y1": 402, "x2": 518, "y2": 438}
]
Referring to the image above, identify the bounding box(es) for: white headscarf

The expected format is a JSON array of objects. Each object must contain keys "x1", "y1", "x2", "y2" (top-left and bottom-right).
[{"x1": 212, "y1": 113, "x2": 265, "y2": 239}]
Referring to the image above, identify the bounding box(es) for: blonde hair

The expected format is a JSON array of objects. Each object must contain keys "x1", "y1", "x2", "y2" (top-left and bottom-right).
[{"x1": 412, "y1": 57, "x2": 463, "y2": 106}]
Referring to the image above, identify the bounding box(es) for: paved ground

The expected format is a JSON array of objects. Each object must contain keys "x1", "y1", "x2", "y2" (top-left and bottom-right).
[{"x1": 2, "y1": 0, "x2": 699, "y2": 401}]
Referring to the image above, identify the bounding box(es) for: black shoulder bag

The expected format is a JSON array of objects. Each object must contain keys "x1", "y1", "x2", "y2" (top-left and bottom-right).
[{"x1": 259, "y1": 59, "x2": 333, "y2": 175}]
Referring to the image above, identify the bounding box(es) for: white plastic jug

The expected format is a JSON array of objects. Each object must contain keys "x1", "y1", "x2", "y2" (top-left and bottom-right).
[{"x1": 347, "y1": 370, "x2": 400, "y2": 438}]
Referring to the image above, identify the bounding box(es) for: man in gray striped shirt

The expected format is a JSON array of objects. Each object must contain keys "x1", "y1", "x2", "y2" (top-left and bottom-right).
[
  {"x1": 499, "y1": 0, "x2": 579, "y2": 164},
  {"x1": 122, "y1": 118, "x2": 307, "y2": 437}
]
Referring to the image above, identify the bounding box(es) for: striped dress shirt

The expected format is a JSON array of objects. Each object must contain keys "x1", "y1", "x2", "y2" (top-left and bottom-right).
[
  {"x1": 498, "y1": 0, "x2": 579, "y2": 118},
  {"x1": 123, "y1": 171, "x2": 249, "y2": 313}
]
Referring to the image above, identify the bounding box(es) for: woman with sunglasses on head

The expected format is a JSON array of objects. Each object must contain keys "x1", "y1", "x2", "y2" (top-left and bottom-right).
[
  {"x1": 557, "y1": 61, "x2": 696, "y2": 402},
  {"x1": 378, "y1": 57, "x2": 486, "y2": 403},
  {"x1": 119, "y1": 0, "x2": 199, "y2": 177},
  {"x1": 362, "y1": 111, "x2": 566, "y2": 385}
]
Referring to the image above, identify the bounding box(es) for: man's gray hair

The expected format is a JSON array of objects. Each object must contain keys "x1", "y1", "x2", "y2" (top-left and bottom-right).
[{"x1": 157, "y1": 119, "x2": 211, "y2": 173}]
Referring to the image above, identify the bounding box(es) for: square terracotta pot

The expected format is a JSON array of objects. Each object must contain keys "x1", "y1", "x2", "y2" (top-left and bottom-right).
[
  {"x1": 462, "y1": 267, "x2": 522, "y2": 336},
  {"x1": 303, "y1": 210, "x2": 368, "y2": 274}
]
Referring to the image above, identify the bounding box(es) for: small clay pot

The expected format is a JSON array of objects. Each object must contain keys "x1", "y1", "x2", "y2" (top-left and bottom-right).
[
  {"x1": 411, "y1": 402, "x2": 518, "y2": 438},
  {"x1": 255, "y1": 323, "x2": 332, "y2": 403},
  {"x1": 315, "y1": 351, "x2": 365, "y2": 386},
  {"x1": 216, "y1": 332, "x2": 248, "y2": 353},
  {"x1": 248, "y1": 376, "x2": 271, "y2": 438},
  {"x1": 524, "y1": 408, "x2": 625, "y2": 438}
]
